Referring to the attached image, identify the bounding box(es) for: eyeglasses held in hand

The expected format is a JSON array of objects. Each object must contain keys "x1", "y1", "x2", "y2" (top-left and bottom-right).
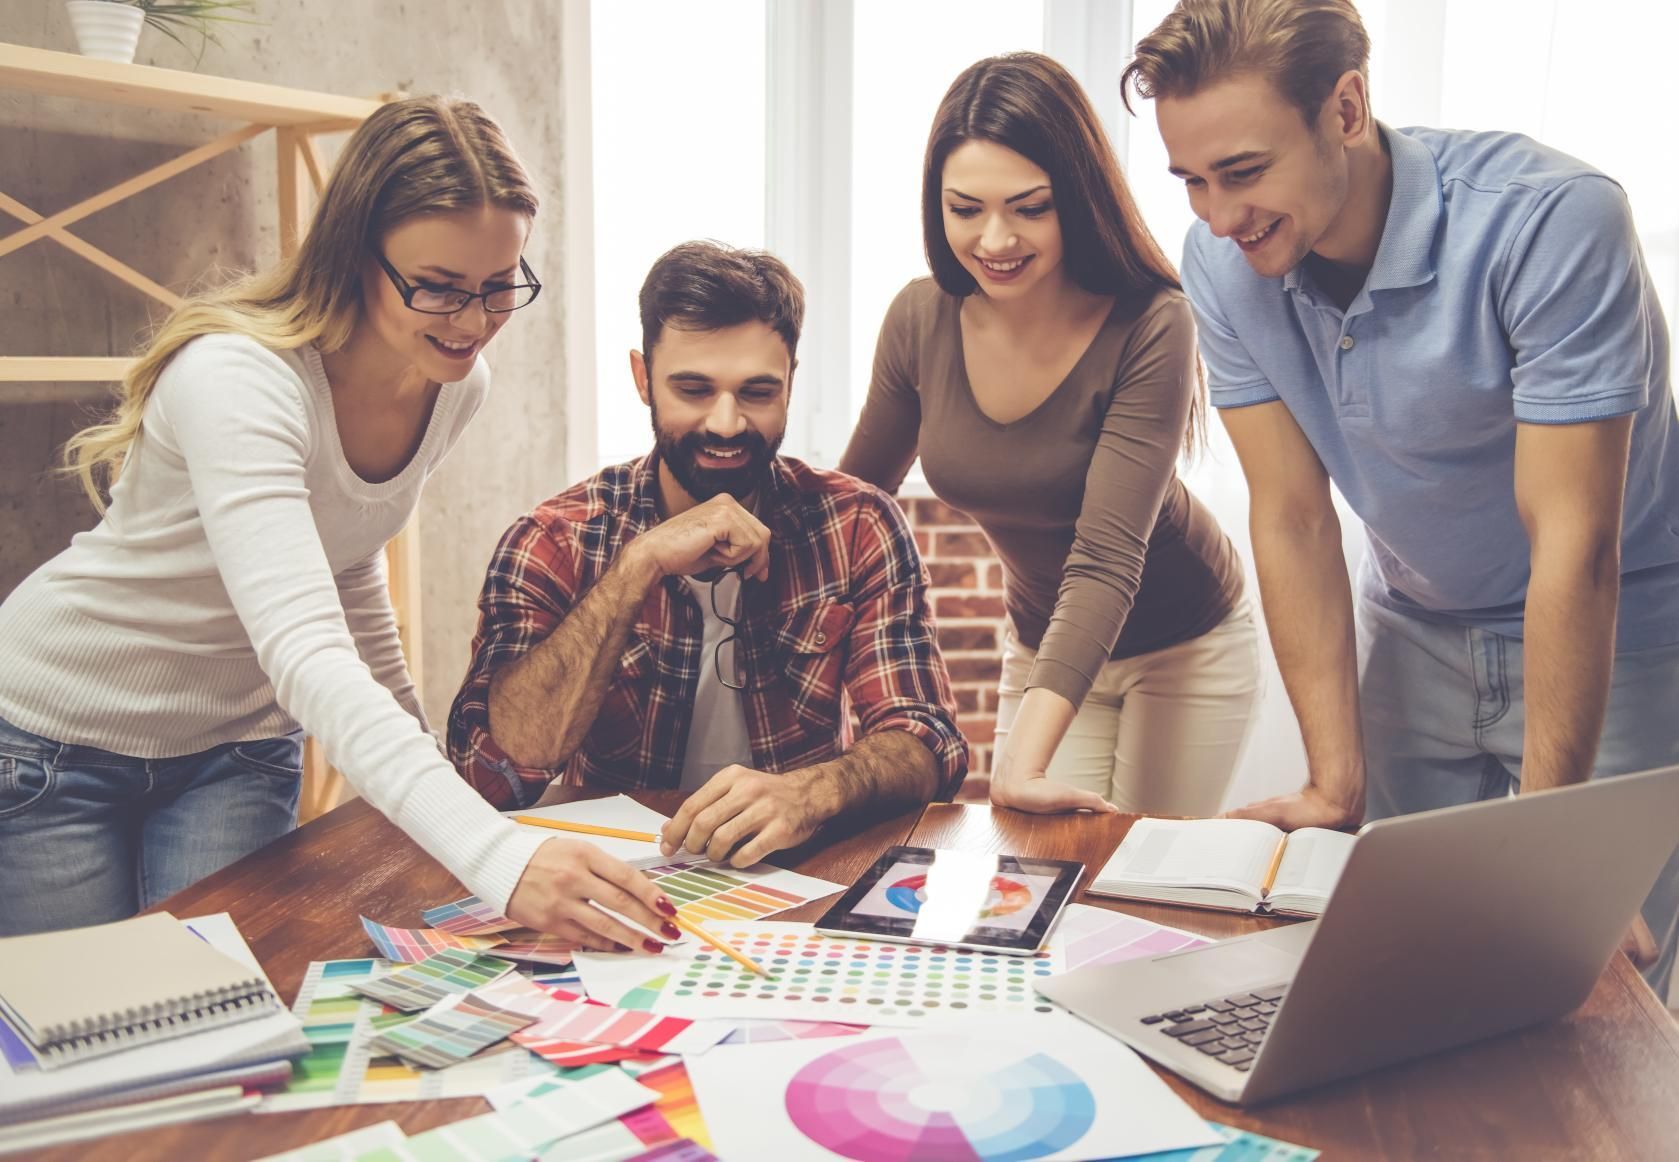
[
  {"x1": 374, "y1": 251, "x2": 543, "y2": 315},
  {"x1": 711, "y1": 564, "x2": 746, "y2": 692}
]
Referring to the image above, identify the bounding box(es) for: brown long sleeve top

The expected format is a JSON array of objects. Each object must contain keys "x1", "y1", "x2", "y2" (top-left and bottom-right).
[{"x1": 839, "y1": 278, "x2": 1243, "y2": 708}]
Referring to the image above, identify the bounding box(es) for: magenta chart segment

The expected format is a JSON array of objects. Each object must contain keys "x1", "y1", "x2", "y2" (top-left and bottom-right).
[{"x1": 784, "y1": 1034, "x2": 1095, "y2": 1161}]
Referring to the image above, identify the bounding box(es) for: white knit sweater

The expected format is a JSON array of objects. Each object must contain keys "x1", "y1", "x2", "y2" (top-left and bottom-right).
[{"x1": 0, "y1": 334, "x2": 546, "y2": 911}]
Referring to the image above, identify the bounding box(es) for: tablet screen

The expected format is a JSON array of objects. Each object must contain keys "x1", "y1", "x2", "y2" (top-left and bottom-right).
[{"x1": 815, "y1": 846, "x2": 1083, "y2": 954}]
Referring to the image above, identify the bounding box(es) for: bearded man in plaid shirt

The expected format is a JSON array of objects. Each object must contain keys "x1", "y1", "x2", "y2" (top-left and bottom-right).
[{"x1": 449, "y1": 241, "x2": 967, "y2": 866}]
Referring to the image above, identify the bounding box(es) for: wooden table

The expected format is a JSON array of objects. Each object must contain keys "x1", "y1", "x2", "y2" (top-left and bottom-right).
[{"x1": 47, "y1": 793, "x2": 1679, "y2": 1160}]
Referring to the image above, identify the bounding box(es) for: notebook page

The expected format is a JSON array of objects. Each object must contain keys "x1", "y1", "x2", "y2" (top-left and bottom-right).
[
  {"x1": 1270, "y1": 828, "x2": 1358, "y2": 901},
  {"x1": 1098, "y1": 818, "x2": 1285, "y2": 894}
]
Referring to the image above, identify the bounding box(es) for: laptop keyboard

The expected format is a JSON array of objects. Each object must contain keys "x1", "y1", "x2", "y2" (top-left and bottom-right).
[{"x1": 1140, "y1": 984, "x2": 1288, "y2": 1071}]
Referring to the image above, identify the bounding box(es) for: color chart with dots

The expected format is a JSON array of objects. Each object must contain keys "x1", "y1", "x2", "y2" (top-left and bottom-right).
[{"x1": 651, "y1": 922, "x2": 1065, "y2": 1027}]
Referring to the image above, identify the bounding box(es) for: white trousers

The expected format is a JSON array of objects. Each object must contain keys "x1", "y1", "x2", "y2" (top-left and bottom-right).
[{"x1": 992, "y1": 598, "x2": 1262, "y2": 815}]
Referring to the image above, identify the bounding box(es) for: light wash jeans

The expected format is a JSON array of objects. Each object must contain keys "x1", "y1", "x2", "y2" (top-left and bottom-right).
[
  {"x1": 0, "y1": 714, "x2": 303, "y2": 936},
  {"x1": 1357, "y1": 597, "x2": 1679, "y2": 1001},
  {"x1": 994, "y1": 598, "x2": 1262, "y2": 815}
]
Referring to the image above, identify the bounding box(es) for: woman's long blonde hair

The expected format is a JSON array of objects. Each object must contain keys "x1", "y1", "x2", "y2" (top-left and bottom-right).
[{"x1": 63, "y1": 95, "x2": 539, "y2": 509}]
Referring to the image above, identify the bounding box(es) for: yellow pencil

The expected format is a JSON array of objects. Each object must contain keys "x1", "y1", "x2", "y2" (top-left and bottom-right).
[
  {"x1": 512, "y1": 816, "x2": 661, "y2": 843},
  {"x1": 669, "y1": 912, "x2": 773, "y2": 978}
]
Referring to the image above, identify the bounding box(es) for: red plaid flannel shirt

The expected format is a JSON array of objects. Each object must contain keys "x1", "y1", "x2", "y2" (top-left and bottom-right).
[{"x1": 447, "y1": 454, "x2": 967, "y2": 806}]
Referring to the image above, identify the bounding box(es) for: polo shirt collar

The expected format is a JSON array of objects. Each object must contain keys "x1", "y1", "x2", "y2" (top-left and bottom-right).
[{"x1": 1284, "y1": 122, "x2": 1441, "y2": 296}]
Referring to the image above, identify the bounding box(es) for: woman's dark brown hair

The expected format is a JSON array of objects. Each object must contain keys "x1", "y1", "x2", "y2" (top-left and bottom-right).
[{"x1": 922, "y1": 51, "x2": 1204, "y2": 449}]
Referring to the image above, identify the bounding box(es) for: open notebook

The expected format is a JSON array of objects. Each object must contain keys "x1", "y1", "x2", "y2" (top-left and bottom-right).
[
  {"x1": 1089, "y1": 818, "x2": 1359, "y2": 917},
  {"x1": 0, "y1": 912, "x2": 281, "y2": 1068}
]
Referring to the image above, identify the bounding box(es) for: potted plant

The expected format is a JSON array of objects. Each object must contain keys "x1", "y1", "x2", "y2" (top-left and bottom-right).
[{"x1": 66, "y1": 0, "x2": 258, "y2": 65}]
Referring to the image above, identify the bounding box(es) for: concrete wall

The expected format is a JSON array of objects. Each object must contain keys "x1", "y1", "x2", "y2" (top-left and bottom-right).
[{"x1": 0, "y1": 1, "x2": 574, "y2": 729}]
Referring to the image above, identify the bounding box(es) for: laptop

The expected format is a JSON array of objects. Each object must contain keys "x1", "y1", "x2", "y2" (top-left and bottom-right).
[{"x1": 1035, "y1": 765, "x2": 1679, "y2": 1105}]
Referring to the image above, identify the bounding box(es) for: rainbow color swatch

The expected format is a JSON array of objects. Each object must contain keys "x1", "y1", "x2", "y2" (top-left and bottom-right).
[{"x1": 785, "y1": 1034, "x2": 1094, "y2": 1160}]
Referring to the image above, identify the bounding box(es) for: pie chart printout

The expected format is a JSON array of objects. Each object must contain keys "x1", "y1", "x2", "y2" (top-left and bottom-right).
[
  {"x1": 884, "y1": 873, "x2": 1036, "y2": 919},
  {"x1": 784, "y1": 1033, "x2": 1096, "y2": 1160}
]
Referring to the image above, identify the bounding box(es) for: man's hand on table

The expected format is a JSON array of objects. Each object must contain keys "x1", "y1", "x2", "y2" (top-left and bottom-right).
[
  {"x1": 659, "y1": 766, "x2": 827, "y2": 866},
  {"x1": 1223, "y1": 785, "x2": 1363, "y2": 831}
]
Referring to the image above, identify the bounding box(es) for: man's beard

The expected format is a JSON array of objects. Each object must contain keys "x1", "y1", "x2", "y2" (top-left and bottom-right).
[{"x1": 651, "y1": 402, "x2": 783, "y2": 503}]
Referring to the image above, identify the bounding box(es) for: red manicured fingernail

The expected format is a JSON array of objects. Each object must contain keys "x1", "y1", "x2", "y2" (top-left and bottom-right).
[
  {"x1": 661, "y1": 921, "x2": 681, "y2": 940},
  {"x1": 613, "y1": 942, "x2": 632, "y2": 953},
  {"x1": 642, "y1": 939, "x2": 665, "y2": 954},
  {"x1": 656, "y1": 897, "x2": 677, "y2": 916}
]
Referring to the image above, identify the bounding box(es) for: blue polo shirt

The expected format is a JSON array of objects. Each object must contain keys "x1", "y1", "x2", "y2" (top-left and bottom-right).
[{"x1": 1182, "y1": 123, "x2": 1679, "y2": 649}]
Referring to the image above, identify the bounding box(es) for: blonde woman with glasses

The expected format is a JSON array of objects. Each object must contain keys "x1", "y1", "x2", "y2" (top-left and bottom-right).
[{"x1": 0, "y1": 97, "x2": 681, "y2": 954}]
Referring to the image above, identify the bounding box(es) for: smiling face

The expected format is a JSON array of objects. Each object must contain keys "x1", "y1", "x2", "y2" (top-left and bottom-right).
[
  {"x1": 362, "y1": 205, "x2": 532, "y2": 381},
  {"x1": 633, "y1": 320, "x2": 791, "y2": 506},
  {"x1": 1156, "y1": 74, "x2": 1356, "y2": 278},
  {"x1": 940, "y1": 140, "x2": 1067, "y2": 300}
]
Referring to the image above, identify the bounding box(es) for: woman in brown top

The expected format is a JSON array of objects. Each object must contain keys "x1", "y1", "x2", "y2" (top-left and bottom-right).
[{"x1": 840, "y1": 53, "x2": 1259, "y2": 816}]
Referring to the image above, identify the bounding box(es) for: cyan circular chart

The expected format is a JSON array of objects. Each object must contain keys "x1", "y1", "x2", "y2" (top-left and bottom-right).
[
  {"x1": 784, "y1": 1034, "x2": 1096, "y2": 1160},
  {"x1": 883, "y1": 874, "x2": 1035, "y2": 918}
]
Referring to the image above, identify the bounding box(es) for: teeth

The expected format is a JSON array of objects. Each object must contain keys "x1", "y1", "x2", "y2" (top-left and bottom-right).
[
  {"x1": 1239, "y1": 221, "x2": 1276, "y2": 244},
  {"x1": 704, "y1": 447, "x2": 743, "y2": 458},
  {"x1": 979, "y1": 257, "x2": 1026, "y2": 272},
  {"x1": 432, "y1": 337, "x2": 473, "y2": 352}
]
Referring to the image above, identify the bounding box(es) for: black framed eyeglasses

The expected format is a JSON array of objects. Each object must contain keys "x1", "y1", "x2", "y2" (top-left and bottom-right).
[
  {"x1": 711, "y1": 564, "x2": 747, "y2": 692},
  {"x1": 374, "y1": 251, "x2": 543, "y2": 315}
]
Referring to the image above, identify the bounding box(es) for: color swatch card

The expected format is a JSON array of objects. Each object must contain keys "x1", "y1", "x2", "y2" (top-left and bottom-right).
[
  {"x1": 514, "y1": 994, "x2": 732, "y2": 1057},
  {"x1": 259, "y1": 958, "x2": 559, "y2": 1112},
  {"x1": 369, "y1": 990, "x2": 537, "y2": 1069},
  {"x1": 1137, "y1": 1121, "x2": 1321, "y2": 1161},
  {"x1": 641, "y1": 921, "x2": 1066, "y2": 1027},
  {"x1": 687, "y1": 1012, "x2": 1221, "y2": 1161},
  {"x1": 490, "y1": 1067, "x2": 705, "y2": 1162},
  {"x1": 349, "y1": 949, "x2": 515, "y2": 1012},
  {"x1": 360, "y1": 916, "x2": 510, "y2": 964},
  {"x1": 358, "y1": 1070, "x2": 658, "y2": 1162},
  {"x1": 642, "y1": 862, "x2": 843, "y2": 927},
  {"x1": 487, "y1": 932, "x2": 580, "y2": 968},
  {"x1": 1051, "y1": 903, "x2": 1212, "y2": 972},
  {"x1": 422, "y1": 896, "x2": 523, "y2": 937}
]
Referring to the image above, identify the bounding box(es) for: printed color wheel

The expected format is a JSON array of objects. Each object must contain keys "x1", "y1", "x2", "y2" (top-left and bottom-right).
[
  {"x1": 883, "y1": 874, "x2": 1035, "y2": 919},
  {"x1": 785, "y1": 1034, "x2": 1095, "y2": 1160}
]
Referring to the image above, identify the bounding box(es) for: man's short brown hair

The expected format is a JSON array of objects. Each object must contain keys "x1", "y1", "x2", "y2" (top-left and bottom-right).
[
  {"x1": 638, "y1": 241, "x2": 805, "y2": 368},
  {"x1": 1122, "y1": 0, "x2": 1370, "y2": 125}
]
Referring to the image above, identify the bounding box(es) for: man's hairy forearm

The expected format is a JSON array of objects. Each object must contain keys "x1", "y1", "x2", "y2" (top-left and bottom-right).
[
  {"x1": 1252, "y1": 508, "x2": 1366, "y2": 811},
  {"x1": 1519, "y1": 555, "x2": 1619, "y2": 793},
  {"x1": 488, "y1": 548, "x2": 658, "y2": 768},
  {"x1": 797, "y1": 730, "x2": 941, "y2": 819}
]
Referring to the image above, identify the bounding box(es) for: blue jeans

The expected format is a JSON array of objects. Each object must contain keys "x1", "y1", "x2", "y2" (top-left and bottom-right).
[
  {"x1": 1357, "y1": 598, "x2": 1679, "y2": 1001},
  {"x1": 0, "y1": 714, "x2": 303, "y2": 936}
]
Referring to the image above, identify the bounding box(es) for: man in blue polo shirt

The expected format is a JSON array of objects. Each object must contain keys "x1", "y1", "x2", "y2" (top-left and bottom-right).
[{"x1": 1126, "y1": 0, "x2": 1679, "y2": 997}]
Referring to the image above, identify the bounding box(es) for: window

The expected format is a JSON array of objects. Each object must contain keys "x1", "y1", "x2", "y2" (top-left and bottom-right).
[{"x1": 589, "y1": 0, "x2": 768, "y2": 469}]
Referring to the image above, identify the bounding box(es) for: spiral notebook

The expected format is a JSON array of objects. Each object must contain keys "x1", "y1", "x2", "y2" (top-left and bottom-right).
[{"x1": 0, "y1": 912, "x2": 281, "y2": 1069}]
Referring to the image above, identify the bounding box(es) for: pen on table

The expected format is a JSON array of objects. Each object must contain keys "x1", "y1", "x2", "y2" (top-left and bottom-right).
[
  {"x1": 669, "y1": 912, "x2": 773, "y2": 978},
  {"x1": 512, "y1": 816, "x2": 660, "y2": 843}
]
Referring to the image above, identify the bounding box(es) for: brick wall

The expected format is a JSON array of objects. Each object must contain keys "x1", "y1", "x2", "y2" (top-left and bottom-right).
[{"x1": 900, "y1": 497, "x2": 1007, "y2": 796}]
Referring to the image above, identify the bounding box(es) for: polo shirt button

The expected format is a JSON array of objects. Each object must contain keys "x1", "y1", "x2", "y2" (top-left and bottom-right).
[{"x1": 1339, "y1": 335, "x2": 1355, "y2": 350}]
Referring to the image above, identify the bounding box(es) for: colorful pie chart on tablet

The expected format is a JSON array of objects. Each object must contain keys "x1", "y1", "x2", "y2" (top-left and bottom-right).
[
  {"x1": 785, "y1": 1034, "x2": 1095, "y2": 1160},
  {"x1": 883, "y1": 873, "x2": 1036, "y2": 919}
]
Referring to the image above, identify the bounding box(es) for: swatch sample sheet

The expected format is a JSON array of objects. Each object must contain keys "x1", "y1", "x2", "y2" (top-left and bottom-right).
[
  {"x1": 259, "y1": 959, "x2": 559, "y2": 1112},
  {"x1": 687, "y1": 1012, "x2": 1220, "y2": 1161},
  {"x1": 647, "y1": 921, "x2": 1066, "y2": 1026},
  {"x1": 1050, "y1": 903, "x2": 1212, "y2": 972},
  {"x1": 349, "y1": 949, "x2": 515, "y2": 1012},
  {"x1": 360, "y1": 917, "x2": 510, "y2": 964},
  {"x1": 369, "y1": 991, "x2": 538, "y2": 1069}
]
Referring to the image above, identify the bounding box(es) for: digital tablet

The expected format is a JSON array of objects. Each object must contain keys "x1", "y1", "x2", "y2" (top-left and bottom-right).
[{"x1": 813, "y1": 846, "x2": 1083, "y2": 956}]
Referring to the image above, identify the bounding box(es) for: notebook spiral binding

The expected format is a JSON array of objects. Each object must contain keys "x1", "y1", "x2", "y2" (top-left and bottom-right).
[{"x1": 38, "y1": 988, "x2": 279, "y2": 1067}]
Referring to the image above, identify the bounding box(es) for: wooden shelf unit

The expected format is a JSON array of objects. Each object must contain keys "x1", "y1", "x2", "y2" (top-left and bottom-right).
[{"x1": 1, "y1": 42, "x2": 405, "y2": 820}]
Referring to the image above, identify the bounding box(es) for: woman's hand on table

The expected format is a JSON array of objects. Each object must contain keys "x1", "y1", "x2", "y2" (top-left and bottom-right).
[{"x1": 505, "y1": 837, "x2": 683, "y2": 953}]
